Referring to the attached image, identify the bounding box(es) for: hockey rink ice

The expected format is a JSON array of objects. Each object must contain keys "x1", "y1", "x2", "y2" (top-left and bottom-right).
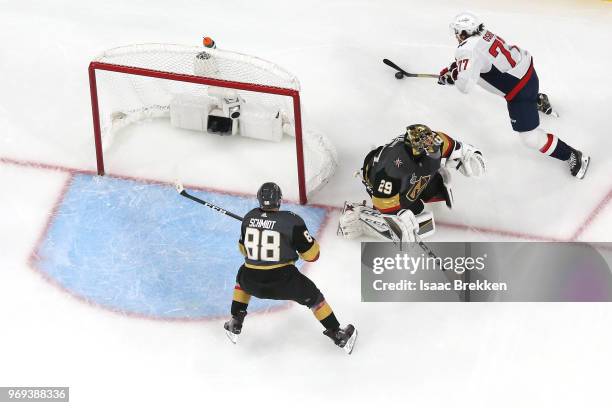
[
  {"x1": 32, "y1": 173, "x2": 329, "y2": 319},
  {"x1": 1, "y1": 0, "x2": 611, "y2": 406}
]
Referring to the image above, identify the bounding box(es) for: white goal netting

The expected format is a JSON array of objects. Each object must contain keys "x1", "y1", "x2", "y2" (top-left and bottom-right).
[{"x1": 91, "y1": 43, "x2": 337, "y2": 199}]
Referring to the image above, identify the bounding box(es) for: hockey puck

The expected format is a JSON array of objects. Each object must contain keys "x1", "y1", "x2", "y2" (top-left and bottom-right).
[{"x1": 395, "y1": 71, "x2": 404, "y2": 79}]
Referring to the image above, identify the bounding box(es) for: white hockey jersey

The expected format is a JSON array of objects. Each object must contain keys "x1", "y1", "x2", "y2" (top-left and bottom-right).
[{"x1": 454, "y1": 30, "x2": 534, "y2": 101}]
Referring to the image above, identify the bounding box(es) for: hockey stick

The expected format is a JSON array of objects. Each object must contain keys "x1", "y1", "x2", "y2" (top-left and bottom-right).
[
  {"x1": 175, "y1": 182, "x2": 244, "y2": 222},
  {"x1": 383, "y1": 59, "x2": 438, "y2": 79},
  {"x1": 414, "y1": 237, "x2": 447, "y2": 271},
  {"x1": 381, "y1": 214, "x2": 446, "y2": 271}
]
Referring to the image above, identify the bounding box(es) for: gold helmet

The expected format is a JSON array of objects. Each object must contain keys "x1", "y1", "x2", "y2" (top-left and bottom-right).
[{"x1": 404, "y1": 124, "x2": 442, "y2": 157}]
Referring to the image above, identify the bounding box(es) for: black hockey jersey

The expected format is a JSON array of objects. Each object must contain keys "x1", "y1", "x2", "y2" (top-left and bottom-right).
[
  {"x1": 238, "y1": 208, "x2": 319, "y2": 269},
  {"x1": 363, "y1": 132, "x2": 456, "y2": 214}
]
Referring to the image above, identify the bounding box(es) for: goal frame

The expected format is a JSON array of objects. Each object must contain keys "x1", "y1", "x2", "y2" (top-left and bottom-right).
[{"x1": 88, "y1": 61, "x2": 308, "y2": 204}]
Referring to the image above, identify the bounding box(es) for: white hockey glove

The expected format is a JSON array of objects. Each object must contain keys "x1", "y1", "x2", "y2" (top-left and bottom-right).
[
  {"x1": 383, "y1": 209, "x2": 419, "y2": 243},
  {"x1": 448, "y1": 143, "x2": 486, "y2": 177}
]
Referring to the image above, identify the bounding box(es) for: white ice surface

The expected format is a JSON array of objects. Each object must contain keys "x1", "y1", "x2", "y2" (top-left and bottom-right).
[{"x1": 1, "y1": 0, "x2": 612, "y2": 406}]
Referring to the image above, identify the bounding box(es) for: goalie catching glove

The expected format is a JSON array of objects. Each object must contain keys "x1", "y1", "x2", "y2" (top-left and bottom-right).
[{"x1": 446, "y1": 142, "x2": 486, "y2": 177}]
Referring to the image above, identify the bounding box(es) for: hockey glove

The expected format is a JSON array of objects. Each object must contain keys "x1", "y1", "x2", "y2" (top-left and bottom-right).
[
  {"x1": 438, "y1": 61, "x2": 458, "y2": 85},
  {"x1": 450, "y1": 143, "x2": 486, "y2": 177},
  {"x1": 386, "y1": 209, "x2": 419, "y2": 243}
]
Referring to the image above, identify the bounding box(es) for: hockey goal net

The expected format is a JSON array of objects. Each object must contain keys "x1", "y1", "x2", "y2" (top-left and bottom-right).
[{"x1": 88, "y1": 43, "x2": 337, "y2": 204}]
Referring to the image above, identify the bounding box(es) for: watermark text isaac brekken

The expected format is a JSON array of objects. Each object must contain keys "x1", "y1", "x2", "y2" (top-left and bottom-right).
[
  {"x1": 372, "y1": 279, "x2": 508, "y2": 292},
  {"x1": 370, "y1": 253, "x2": 508, "y2": 293}
]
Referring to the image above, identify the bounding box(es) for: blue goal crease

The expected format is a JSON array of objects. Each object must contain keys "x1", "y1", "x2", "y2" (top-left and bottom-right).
[{"x1": 34, "y1": 174, "x2": 329, "y2": 319}]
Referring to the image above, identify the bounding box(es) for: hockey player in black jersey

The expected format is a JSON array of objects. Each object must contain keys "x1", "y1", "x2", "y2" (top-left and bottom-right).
[
  {"x1": 225, "y1": 182, "x2": 357, "y2": 354},
  {"x1": 338, "y1": 124, "x2": 485, "y2": 242}
]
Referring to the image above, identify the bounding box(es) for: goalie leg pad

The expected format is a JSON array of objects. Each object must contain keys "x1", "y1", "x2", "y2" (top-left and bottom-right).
[
  {"x1": 387, "y1": 209, "x2": 419, "y2": 243},
  {"x1": 338, "y1": 203, "x2": 394, "y2": 241},
  {"x1": 338, "y1": 203, "x2": 437, "y2": 242},
  {"x1": 415, "y1": 211, "x2": 435, "y2": 239},
  {"x1": 338, "y1": 202, "x2": 365, "y2": 239}
]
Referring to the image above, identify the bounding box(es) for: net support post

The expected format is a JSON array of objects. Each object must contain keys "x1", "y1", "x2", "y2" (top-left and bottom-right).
[
  {"x1": 88, "y1": 62, "x2": 105, "y2": 176},
  {"x1": 292, "y1": 92, "x2": 307, "y2": 205},
  {"x1": 88, "y1": 60, "x2": 310, "y2": 204}
]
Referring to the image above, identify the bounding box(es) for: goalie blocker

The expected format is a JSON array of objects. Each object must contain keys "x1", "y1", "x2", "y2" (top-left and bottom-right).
[{"x1": 338, "y1": 124, "x2": 485, "y2": 243}]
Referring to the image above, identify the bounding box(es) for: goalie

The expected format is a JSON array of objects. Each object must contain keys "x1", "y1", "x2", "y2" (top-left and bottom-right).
[{"x1": 338, "y1": 124, "x2": 485, "y2": 242}]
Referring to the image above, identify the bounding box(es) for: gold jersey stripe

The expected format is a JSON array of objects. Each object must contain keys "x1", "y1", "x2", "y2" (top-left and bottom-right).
[
  {"x1": 372, "y1": 194, "x2": 400, "y2": 211},
  {"x1": 238, "y1": 242, "x2": 247, "y2": 257},
  {"x1": 299, "y1": 241, "x2": 320, "y2": 261},
  {"x1": 244, "y1": 261, "x2": 295, "y2": 270}
]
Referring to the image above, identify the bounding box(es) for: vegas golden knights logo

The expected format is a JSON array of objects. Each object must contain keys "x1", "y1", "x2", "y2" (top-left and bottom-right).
[{"x1": 406, "y1": 175, "x2": 431, "y2": 201}]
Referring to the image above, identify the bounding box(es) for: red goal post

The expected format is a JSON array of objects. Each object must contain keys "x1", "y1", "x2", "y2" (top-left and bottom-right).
[{"x1": 88, "y1": 44, "x2": 337, "y2": 204}]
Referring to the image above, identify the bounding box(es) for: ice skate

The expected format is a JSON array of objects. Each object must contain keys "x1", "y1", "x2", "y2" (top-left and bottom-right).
[
  {"x1": 224, "y1": 311, "x2": 246, "y2": 344},
  {"x1": 324, "y1": 324, "x2": 358, "y2": 354},
  {"x1": 568, "y1": 150, "x2": 590, "y2": 180},
  {"x1": 537, "y1": 93, "x2": 559, "y2": 117}
]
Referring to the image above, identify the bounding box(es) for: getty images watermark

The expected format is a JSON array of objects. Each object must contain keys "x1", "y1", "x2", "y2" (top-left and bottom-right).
[
  {"x1": 370, "y1": 251, "x2": 507, "y2": 292},
  {"x1": 361, "y1": 242, "x2": 612, "y2": 302}
]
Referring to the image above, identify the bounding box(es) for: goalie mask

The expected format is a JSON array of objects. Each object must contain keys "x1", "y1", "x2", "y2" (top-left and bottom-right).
[
  {"x1": 404, "y1": 124, "x2": 442, "y2": 158},
  {"x1": 257, "y1": 182, "x2": 282, "y2": 210}
]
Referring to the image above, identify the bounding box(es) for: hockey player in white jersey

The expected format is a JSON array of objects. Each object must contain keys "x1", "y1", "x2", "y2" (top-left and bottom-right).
[{"x1": 438, "y1": 12, "x2": 589, "y2": 179}]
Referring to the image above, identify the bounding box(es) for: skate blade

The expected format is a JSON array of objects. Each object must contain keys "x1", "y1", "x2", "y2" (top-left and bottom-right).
[
  {"x1": 343, "y1": 329, "x2": 358, "y2": 355},
  {"x1": 576, "y1": 155, "x2": 590, "y2": 180},
  {"x1": 551, "y1": 110, "x2": 559, "y2": 118},
  {"x1": 225, "y1": 329, "x2": 239, "y2": 344}
]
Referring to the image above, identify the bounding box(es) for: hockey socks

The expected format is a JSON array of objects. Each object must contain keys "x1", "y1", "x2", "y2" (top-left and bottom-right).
[
  {"x1": 519, "y1": 129, "x2": 574, "y2": 161},
  {"x1": 230, "y1": 284, "x2": 251, "y2": 317},
  {"x1": 540, "y1": 133, "x2": 573, "y2": 161},
  {"x1": 311, "y1": 297, "x2": 340, "y2": 330}
]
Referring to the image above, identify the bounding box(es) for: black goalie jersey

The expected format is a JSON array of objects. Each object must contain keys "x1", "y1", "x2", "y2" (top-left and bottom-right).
[
  {"x1": 363, "y1": 132, "x2": 457, "y2": 215},
  {"x1": 238, "y1": 208, "x2": 320, "y2": 269}
]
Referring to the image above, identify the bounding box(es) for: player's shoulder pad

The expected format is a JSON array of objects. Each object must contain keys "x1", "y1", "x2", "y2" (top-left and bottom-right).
[
  {"x1": 455, "y1": 35, "x2": 479, "y2": 56},
  {"x1": 282, "y1": 210, "x2": 306, "y2": 224},
  {"x1": 244, "y1": 207, "x2": 261, "y2": 219}
]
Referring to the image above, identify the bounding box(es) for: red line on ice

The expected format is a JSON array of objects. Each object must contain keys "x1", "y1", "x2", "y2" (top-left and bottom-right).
[
  {"x1": 570, "y1": 186, "x2": 612, "y2": 241},
  {"x1": 4, "y1": 155, "x2": 612, "y2": 322},
  {"x1": 2, "y1": 155, "x2": 610, "y2": 242}
]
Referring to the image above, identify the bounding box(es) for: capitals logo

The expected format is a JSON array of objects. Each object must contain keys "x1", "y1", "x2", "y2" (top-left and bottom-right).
[{"x1": 406, "y1": 175, "x2": 431, "y2": 201}]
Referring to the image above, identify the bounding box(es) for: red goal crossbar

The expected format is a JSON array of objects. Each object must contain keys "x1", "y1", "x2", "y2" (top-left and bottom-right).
[{"x1": 88, "y1": 61, "x2": 308, "y2": 204}]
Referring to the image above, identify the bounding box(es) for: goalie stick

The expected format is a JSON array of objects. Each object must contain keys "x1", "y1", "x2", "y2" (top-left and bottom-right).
[
  {"x1": 175, "y1": 182, "x2": 244, "y2": 222},
  {"x1": 383, "y1": 214, "x2": 448, "y2": 272},
  {"x1": 383, "y1": 58, "x2": 438, "y2": 79}
]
